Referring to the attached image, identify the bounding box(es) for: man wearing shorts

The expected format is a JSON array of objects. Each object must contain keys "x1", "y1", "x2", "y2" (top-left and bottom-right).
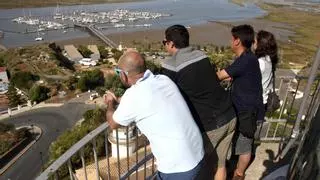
[
  {"x1": 217, "y1": 24, "x2": 263, "y2": 180},
  {"x1": 162, "y1": 24, "x2": 236, "y2": 180}
]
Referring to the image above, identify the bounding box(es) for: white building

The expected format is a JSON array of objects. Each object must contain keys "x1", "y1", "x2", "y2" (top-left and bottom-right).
[
  {"x1": 87, "y1": 45, "x2": 100, "y2": 61},
  {"x1": 0, "y1": 67, "x2": 9, "y2": 94},
  {"x1": 64, "y1": 45, "x2": 83, "y2": 62}
]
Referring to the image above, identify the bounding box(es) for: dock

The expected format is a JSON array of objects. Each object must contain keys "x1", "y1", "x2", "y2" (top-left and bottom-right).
[{"x1": 75, "y1": 24, "x2": 118, "y2": 48}]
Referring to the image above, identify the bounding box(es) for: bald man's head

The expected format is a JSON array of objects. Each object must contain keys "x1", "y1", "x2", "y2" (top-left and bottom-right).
[{"x1": 118, "y1": 51, "x2": 146, "y2": 76}]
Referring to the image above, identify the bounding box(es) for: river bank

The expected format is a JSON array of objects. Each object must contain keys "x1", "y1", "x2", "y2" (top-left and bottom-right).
[{"x1": 0, "y1": 0, "x2": 146, "y2": 9}]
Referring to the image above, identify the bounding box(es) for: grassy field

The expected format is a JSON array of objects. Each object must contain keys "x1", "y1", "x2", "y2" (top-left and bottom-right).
[
  {"x1": 0, "y1": 0, "x2": 144, "y2": 9},
  {"x1": 258, "y1": 3, "x2": 320, "y2": 68}
]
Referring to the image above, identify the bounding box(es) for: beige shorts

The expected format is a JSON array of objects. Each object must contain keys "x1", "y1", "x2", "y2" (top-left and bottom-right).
[{"x1": 204, "y1": 118, "x2": 236, "y2": 167}]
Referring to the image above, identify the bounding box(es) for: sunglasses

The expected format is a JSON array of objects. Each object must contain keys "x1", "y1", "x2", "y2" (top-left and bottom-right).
[
  {"x1": 162, "y1": 40, "x2": 168, "y2": 46},
  {"x1": 114, "y1": 68, "x2": 128, "y2": 76}
]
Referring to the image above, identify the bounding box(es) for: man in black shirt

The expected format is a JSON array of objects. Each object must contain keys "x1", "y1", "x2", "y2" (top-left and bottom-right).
[
  {"x1": 162, "y1": 25, "x2": 236, "y2": 180},
  {"x1": 217, "y1": 24, "x2": 263, "y2": 180}
]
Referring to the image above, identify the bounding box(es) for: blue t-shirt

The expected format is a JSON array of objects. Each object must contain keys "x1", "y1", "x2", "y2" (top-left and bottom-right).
[{"x1": 225, "y1": 50, "x2": 263, "y2": 112}]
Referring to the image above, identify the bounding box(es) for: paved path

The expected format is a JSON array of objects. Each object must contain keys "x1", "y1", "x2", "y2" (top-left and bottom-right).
[{"x1": 0, "y1": 102, "x2": 95, "y2": 180}]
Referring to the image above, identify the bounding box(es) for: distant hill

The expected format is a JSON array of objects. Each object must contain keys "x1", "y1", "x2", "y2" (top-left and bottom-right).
[{"x1": 0, "y1": 0, "x2": 145, "y2": 9}]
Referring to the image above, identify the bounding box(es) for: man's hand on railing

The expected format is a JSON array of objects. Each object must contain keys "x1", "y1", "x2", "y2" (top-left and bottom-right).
[{"x1": 104, "y1": 91, "x2": 121, "y2": 104}]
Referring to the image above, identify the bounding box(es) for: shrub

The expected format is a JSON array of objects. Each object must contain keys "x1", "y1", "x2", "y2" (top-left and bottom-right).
[
  {"x1": 98, "y1": 46, "x2": 109, "y2": 59},
  {"x1": 6, "y1": 83, "x2": 25, "y2": 107},
  {"x1": 47, "y1": 108, "x2": 106, "y2": 178},
  {"x1": 0, "y1": 122, "x2": 14, "y2": 133},
  {"x1": 10, "y1": 71, "x2": 39, "y2": 90},
  {"x1": 78, "y1": 45, "x2": 92, "y2": 58},
  {"x1": 29, "y1": 85, "x2": 50, "y2": 103},
  {"x1": 77, "y1": 69, "x2": 104, "y2": 92}
]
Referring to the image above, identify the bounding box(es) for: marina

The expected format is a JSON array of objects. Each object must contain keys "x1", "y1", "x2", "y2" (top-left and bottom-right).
[{"x1": 0, "y1": 0, "x2": 265, "y2": 47}]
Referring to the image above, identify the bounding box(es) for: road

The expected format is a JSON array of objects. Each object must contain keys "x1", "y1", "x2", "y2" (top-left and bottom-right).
[{"x1": 0, "y1": 101, "x2": 96, "y2": 180}]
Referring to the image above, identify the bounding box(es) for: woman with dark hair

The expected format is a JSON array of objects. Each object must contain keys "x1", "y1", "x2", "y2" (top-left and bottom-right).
[{"x1": 254, "y1": 30, "x2": 278, "y2": 118}]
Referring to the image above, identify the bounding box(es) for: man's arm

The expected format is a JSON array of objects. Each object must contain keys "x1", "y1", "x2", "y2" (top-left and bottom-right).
[
  {"x1": 105, "y1": 94, "x2": 120, "y2": 130},
  {"x1": 216, "y1": 69, "x2": 231, "y2": 81}
]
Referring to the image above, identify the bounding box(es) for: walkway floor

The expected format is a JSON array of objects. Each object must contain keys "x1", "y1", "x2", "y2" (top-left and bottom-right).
[{"x1": 230, "y1": 142, "x2": 291, "y2": 180}]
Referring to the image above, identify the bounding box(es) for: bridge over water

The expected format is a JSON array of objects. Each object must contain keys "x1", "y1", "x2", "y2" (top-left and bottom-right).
[{"x1": 75, "y1": 24, "x2": 118, "y2": 49}]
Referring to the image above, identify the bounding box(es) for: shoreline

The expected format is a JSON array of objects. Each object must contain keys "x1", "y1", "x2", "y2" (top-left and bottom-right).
[
  {"x1": 0, "y1": 0, "x2": 147, "y2": 9},
  {"x1": 54, "y1": 17, "x2": 294, "y2": 48}
]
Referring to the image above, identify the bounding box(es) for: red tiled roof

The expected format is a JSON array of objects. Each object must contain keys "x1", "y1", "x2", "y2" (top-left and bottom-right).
[{"x1": 0, "y1": 67, "x2": 6, "y2": 72}]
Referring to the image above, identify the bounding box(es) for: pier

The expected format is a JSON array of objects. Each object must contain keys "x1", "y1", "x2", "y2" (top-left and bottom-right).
[{"x1": 75, "y1": 24, "x2": 118, "y2": 48}]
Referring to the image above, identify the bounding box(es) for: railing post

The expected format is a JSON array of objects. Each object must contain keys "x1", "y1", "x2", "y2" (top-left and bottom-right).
[
  {"x1": 116, "y1": 128, "x2": 121, "y2": 179},
  {"x1": 92, "y1": 138, "x2": 100, "y2": 180},
  {"x1": 80, "y1": 148, "x2": 88, "y2": 180},
  {"x1": 68, "y1": 159, "x2": 74, "y2": 180},
  {"x1": 105, "y1": 129, "x2": 111, "y2": 180},
  {"x1": 281, "y1": 45, "x2": 320, "y2": 158}
]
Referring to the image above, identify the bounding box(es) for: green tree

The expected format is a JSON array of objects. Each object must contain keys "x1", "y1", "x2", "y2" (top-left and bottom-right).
[
  {"x1": 98, "y1": 46, "x2": 109, "y2": 59},
  {"x1": 6, "y1": 83, "x2": 25, "y2": 107},
  {"x1": 78, "y1": 45, "x2": 93, "y2": 58},
  {"x1": 29, "y1": 85, "x2": 50, "y2": 103},
  {"x1": 48, "y1": 43, "x2": 75, "y2": 71},
  {"x1": 104, "y1": 74, "x2": 126, "y2": 97},
  {"x1": 65, "y1": 76, "x2": 78, "y2": 90},
  {"x1": 48, "y1": 108, "x2": 106, "y2": 178},
  {"x1": 146, "y1": 60, "x2": 162, "y2": 74},
  {"x1": 77, "y1": 69, "x2": 104, "y2": 92},
  {"x1": 10, "y1": 71, "x2": 39, "y2": 90},
  {"x1": 111, "y1": 48, "x2": 123, "y2": 63}
]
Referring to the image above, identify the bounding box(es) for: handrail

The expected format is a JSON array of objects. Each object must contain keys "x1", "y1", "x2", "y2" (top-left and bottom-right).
[
  {"x1": 120, "y1": 153, "x2": 154, "y2": 180},
  {"x1": 36, "y1": 123, "x2": 109, "y2": 180}
]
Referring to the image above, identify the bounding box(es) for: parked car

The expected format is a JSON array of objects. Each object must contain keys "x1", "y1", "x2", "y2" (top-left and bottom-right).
[{"x1": 79, "y1": 58, "x2": 97, "y2": 66}]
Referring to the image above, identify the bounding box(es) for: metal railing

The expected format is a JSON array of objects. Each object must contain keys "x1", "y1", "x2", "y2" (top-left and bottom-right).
[
  {"x1": 255, "y1": 75, "x2": 320, "y2": 143},
  {"x1": 36, "y1": 75, "x2": 320, "y2": 180},
  {"x1": 36, "y1": 47, "x2": 320, "y2": 179},
  {"x1": 36, "y1": 123, "x2": 156, "y2": 180}
]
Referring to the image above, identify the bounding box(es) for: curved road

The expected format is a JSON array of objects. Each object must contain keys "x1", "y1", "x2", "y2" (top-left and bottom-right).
[{"x1": 0, "y1": 101, "x2": 95, "y2": 180}]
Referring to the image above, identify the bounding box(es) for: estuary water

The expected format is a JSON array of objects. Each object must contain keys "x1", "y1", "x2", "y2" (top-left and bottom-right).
[{"x1": 0, "y1": 0, "x2": 265, "y2": 47}]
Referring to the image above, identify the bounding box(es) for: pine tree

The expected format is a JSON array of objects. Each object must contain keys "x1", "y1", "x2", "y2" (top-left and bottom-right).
[{"x1": 6, "y1": 83, "x2": 24, "y2": 108}]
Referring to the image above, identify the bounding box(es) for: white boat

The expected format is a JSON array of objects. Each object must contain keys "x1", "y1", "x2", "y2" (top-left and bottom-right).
[
  {"x1": 35, "y1": 31, "x2": 43, "y2": 41},
  {"x1": 37, "y1": 27, "x2": 45, "y2": 31},
  {"x1": 35, "y1": 37, "x2": 43, "y2": 41},
  {"x1": 114, "y1": 23, "x2": 125, "y2": 28},
  {"x1": 53, "y1": 4, "x2": 63, "y2": 19}
]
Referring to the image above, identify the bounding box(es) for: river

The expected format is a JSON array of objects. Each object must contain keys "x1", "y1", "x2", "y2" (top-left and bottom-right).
[{"x1": 0, "y1": 0, "x2": 265, "y2": 48}]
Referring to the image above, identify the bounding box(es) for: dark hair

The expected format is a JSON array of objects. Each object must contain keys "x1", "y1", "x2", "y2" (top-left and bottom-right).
[
  {"x1": 165, "y1": 25, "x2": 189, "y2": 49},
  {"x1": 255, "y1": 30, "x2": 278, "y2": 70},
  {"x1": 231, "y1": 24, "x2": 255, "y2": 49}
]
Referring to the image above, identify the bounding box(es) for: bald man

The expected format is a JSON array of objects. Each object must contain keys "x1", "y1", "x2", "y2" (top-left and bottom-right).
[{"x1": 105, "y1": 51, "x2": 204, "y2": 180}]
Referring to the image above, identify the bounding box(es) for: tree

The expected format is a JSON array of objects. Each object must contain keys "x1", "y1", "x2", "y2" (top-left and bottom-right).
[
  {"x1": 6, "y1": 83, "x2": 25, "y2": 107},
  {"x1": 48, "y1": 43, "x2": 75, "y2": 71},
  {"x1": 10, "y1": 71, "x2": 39, "y2": 90},
  {"x1": 77, "y1": 69, "x2": 104, "y2": 92},
  {"x1": 65, "y1": 76, "x2": 78, "y2": 90},
  {"x1": 111, "y1": 48, "x2": 123, "y2": 63},
  {"x1": 48, "y1": 108, "x2": 106, "y2": 178},
  {"x1": 78, "y1": 45, "x2": 92, "y2": 58},
  {"x1": 146, "y1": 60, "x2": 162, "y2": 74},
  {"x1": 98, "y1": 46, "x2": 109, "y2": 59},
  {"x1": 29, "y1": 85, "x2": 50, "y2": 103},
  {"x1": 104, "y1": 74, "x2": 126, "y2": 97}
]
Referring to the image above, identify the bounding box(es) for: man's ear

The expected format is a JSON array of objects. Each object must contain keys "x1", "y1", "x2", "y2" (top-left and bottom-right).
[
  {"x1": 234, "y1": 38, "x2": 241, "y2": 47},
  {"x1": 120, "y1": 71, "x2": 128, "y2": 83}
]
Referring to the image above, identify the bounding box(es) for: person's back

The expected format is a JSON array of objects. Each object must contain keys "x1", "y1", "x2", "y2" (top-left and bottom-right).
[
  {"x1": 117, "y1": 70, "x2": 204, "y2": 173},
  {"x1": 227, "y1": 50, "x2": 262, "y2": 111},
  {"x1": 162, "y1": 30, "x2": 235, "y2": 132},
  {"x1": 217, "y1": 24, "x2": 263, "y2": 180},
  {"x1": 161, "y1": 25, "x2": 236, "y2": 180},
  {"x1": 105, "y1": 51, "x2": 204, "y2": 179}
]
